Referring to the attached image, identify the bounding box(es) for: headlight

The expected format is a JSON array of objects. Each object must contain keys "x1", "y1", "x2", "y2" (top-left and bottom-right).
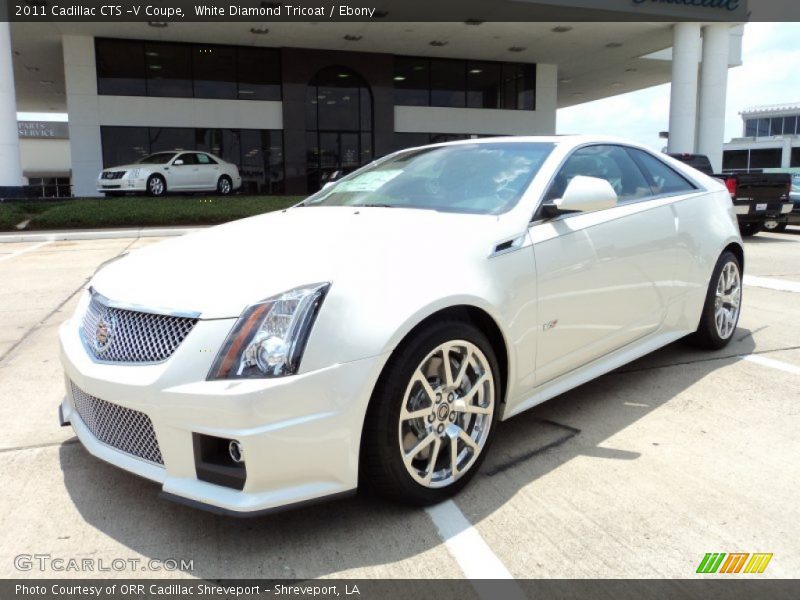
[{"x1": 208, "y1": 283, "x2": 330, "y2": 380}]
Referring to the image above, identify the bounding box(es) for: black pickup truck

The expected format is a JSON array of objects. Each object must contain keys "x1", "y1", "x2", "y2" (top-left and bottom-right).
[{"x1": 668, "y1": 153, "x2": 793, "y2": 236}]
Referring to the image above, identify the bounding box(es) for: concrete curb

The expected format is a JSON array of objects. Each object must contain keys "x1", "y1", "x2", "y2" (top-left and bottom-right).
[{"x1": 0, "y1": 226, "x2": 205, "y2": 243}]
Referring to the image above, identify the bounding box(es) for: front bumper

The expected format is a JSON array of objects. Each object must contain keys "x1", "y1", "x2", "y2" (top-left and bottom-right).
[
  {"x1": 59, "y1": 312, "x2": 387, "y2": 515},
  {"x1": 97, "y1": 178, "x2": 147, "y2": 193}
]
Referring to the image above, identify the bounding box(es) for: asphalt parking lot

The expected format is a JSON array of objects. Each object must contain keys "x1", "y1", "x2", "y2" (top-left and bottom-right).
[{"x1": 0, "y1": 228, "x2": 798, "y2": 580}]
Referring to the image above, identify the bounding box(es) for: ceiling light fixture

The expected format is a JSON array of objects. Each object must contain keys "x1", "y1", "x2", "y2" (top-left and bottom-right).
[
  {"x1": 343, "y1": 34, "x2": 362, "y2": 41},
  {"x1": 39, "y1": 80, "x2": 54, "y2": 85},
  {"x1": 393, "y1": 75, "x2": 406, "y2": 81},
  {"x1": 429, "y1": 41, "x2": 448, "y2": 47},
  {"x1": 625, "y1": 67, "x2": 638, "y2": 72},
  {"x1": 147, "y1": 21, "x2": 168, "y2": 28},
  {"x1": 469, "y1": 69, "x2": 483, "y2": 74},
  {"x1": 508, "y1": 46, "x2": 526, "y2": 53},
  {"x1": 551, "y1": 26, "x2": 573, "y2": 33},
  {"x1": 605, "y1": 42, "x2": 623, "y2": 48},
  {"x1": 250, "y1": 27, "x2": 269, "y2": 34}
]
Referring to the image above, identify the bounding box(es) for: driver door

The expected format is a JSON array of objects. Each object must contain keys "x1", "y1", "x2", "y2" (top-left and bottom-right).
[
  {"x1": 531, "y1": 144, "x2": 677, "y2": 384},
  {"x1": 168, "y1": 153, "x2": 199, "y2": 190}
]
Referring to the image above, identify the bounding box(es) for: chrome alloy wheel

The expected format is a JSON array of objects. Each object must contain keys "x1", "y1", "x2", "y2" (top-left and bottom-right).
[
  {"x1": 398, "y1": 340, "x2": 495, "y2": 488},
  {"x1": 149, "y1": 177, "x2": 164, "y2": 195},
  {"x1": 219, "y1": 177, "x2": 231, "y2": 194},
  {"x1": 714, "y1": 261, "x2": 741, "y2": 340}
]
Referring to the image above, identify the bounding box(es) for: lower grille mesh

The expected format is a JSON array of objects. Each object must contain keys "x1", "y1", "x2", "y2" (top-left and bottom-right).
[{"x1": 70, "y1": 382, "x2": 164, "y2": 465}]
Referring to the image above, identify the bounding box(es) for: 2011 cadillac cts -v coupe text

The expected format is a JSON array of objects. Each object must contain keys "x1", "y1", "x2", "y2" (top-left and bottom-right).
[
  {"x1": 97, "y1": 151, "x2": 242, "y2": 197},
  {"x1": 60, "y1": 136, "x2": 743, "y2": 515}
]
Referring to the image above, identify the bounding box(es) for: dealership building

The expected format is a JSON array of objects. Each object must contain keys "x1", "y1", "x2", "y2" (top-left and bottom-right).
[
  {"x1": 722, "y1": 103, "x2": 800, "y2": 173},
  {"x1": 1, "y1": 5, "x2": 749, "y2": 197}
]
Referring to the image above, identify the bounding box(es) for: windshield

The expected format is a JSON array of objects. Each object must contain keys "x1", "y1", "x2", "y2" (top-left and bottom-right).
[
  {"x1": 137, "y1": 152, "x2": 178, "y2": 165},
  {"x1": 303, "y1": 142, "x2": 555, "y2": 214}
]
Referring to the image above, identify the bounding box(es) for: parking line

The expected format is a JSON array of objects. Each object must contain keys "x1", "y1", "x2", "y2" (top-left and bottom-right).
[
  {"x1": 426, "y1": 499, "x2": 521, "y2": 588},
  {"x1": 741, "y1": 354, "x2": 800, "y2": 376},
  {"x1": 743, "y1": 275, "x2": 800, "y2": 293},
  {"x1": 0, "y1": 240, "x2": 52, "y2": 263}
]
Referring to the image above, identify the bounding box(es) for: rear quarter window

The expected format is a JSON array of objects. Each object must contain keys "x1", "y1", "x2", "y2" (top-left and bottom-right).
[{"x1": 629, "y1": 149, "x2": 697, "y2": 195}]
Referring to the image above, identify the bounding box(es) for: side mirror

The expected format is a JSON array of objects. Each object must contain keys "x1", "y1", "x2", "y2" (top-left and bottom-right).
[
  {"x1": 554, "y1": 175, "x2": 618, "y2": 213},
  {"x1": 173, "y1": 159, "x2": 185, "y2": 166}
]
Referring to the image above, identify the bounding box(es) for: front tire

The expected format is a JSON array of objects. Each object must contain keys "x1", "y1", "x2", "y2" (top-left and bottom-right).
[
  {"x1": 217, "y1": 175, "x2": 233, "y2": 196},
  {"x1": 361, "y1": 321, "x2": 500, "y2": 505},
  {"x1": 687, "y1": 251, "x2": 742, "y2": 350},
  {"x1": 147, "y1": 174, "x2": 166, "y2": 197}
]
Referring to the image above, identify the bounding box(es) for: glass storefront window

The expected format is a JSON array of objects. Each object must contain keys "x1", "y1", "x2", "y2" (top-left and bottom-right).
[
  {"x1": 236, "y1": 47, "x2": 281, "y2": 101},
  {"x1": 306, "y1": 67, "x2": 373, "y2": 192},
  {"x1": 394, "y1": 56, "x2": 535, "y2": 110},
  {"x1": 749, "y1": 148, "x2": 782, "y2": 169},
  {"x1": 393, "y1": 57, "x2": 430, "y2": 106},
  {"x1": 144, "y1": 42, "x2": 192, "y2": 98},
  {"x1": 100, "y1": 126, "x2": 284, "y2": 194},
  {"x1": 722, "y1": 150, "x2": 749, "y2": 172},
  {"x1": 96, "y1": 39, "x2": 146, "y2": 96},
  {"x1": 430, "y1": 59, "x2": 466, "y2": 108},
  {"x1": 192, "y1": 45, "x2": 237, "y2": 99},
  {"x1": 96, "y1": 39, "x2": 281, "y2": 101},
  {"x1": 100, "y1": 126, "x2": 150, "y2": 166},
  {"x1": 744, "y1": 119, "x2": 757, "y2": 137},
  {"x1": 466, "y1": 61, "x2": 502, "y2": 109}
]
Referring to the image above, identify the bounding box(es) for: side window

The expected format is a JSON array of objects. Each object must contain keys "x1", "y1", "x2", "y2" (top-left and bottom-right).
[
  {"x1": 196, "y1": 153, "x2": 216, "y2": 165},
  {"x1": 176, "y1": 153, "x2": 198, "y2": 165},
  {"x1": 544, "y1": 145, "x2": 652, "y2": 204},
  {"x1": 627, "y1": 149, "x2": 697, "y2": 195}
]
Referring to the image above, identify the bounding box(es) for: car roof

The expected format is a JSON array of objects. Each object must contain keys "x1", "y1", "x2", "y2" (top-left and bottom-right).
[{"x1": 403, "y1": 135, "x2": 657, "y2": 152}]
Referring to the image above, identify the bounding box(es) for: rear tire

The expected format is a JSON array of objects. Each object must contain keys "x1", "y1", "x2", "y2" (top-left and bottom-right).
[
  {"x1": 361, "y1": 320, "x2": 500, "y2": 505},
  {"x1": 686, "y1": 250, "x2": 742, "y2": 350},
  {"x1": 217, "y1": 176, "x2": 233, "y2": 196},
  {"x1": 739, "y1": 222, "x2": 760, "y2": 236}
]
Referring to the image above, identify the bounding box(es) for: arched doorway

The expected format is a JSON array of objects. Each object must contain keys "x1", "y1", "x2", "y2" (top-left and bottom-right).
[{"x1": 306, "y1": 66, "x2": 373, "y2": 192}]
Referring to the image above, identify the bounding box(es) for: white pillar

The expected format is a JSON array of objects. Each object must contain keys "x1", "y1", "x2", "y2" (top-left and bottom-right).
[
  {"x1": 668, "y1": 23, "x2": 701, "y2": 155},
  {"x1": 0, "y1": 22, "x2": 24, "y2": 189},
  {"x1": 697, "y1": 24, "x2": 731, "y2": 173},
  {"x1": 63, "y1": 35, "x2": 103, "y2": 197}
]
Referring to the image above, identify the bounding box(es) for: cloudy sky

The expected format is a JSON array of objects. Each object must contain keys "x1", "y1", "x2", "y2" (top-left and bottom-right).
[{"x1": 557, "y1": 22, "x2": 800, "y2": 150}]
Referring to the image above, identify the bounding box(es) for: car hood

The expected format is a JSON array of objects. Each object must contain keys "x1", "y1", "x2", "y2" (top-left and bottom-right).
[
  {"x1": 90, "y1": 206, "x2": 511, "y2": 319},
  {"x1": 102, "y1": 163, "x2": 150, "y2": 172}
]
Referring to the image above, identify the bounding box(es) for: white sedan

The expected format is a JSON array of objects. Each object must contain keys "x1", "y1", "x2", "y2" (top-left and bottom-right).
[
  {"x1": 97, "y1": 151, "x2": 242, "y2": 197},
  {"x1": 62, "y1": 136, "x2": 742, "y2": 515}
]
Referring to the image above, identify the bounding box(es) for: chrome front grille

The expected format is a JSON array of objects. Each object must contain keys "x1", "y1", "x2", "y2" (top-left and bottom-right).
[
  {"x1": 102, "y1": 171, "x2": 126, "y2": 180},
  {"x1": 81, "y1": 292, "x2": 198, "y2": 364},
  {"x1": 70, "y1": 381, "x2": 164, "y2": 465}
]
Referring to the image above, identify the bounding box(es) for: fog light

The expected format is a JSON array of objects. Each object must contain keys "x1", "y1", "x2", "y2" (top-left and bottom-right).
[{"x1": 229, "y1": 439, "x2": 244, "y2": 463}]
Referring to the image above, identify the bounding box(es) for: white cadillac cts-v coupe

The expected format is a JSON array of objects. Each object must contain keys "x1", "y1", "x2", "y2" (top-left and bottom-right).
[
  {"x1": 60, "y1": 136, "x2": 743, "y2": 515},
  {"x1": 97, "y1": 151, "x2": 242, "y2": 197}
]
